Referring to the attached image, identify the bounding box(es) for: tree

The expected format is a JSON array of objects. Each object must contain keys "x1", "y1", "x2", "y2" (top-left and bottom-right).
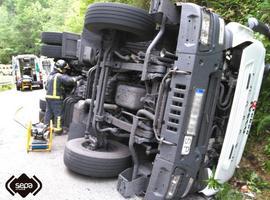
[{"x1": 0, "y1": 0, "x2": 76, "y2": 63}]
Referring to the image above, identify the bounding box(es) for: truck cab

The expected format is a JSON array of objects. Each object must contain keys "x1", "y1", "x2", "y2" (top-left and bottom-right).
[{"x1": 39, "y1": 1, "x2": 270, "y2": 198}]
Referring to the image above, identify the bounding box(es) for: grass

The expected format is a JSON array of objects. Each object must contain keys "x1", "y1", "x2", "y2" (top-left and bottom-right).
[
  {"x1": 213, "y1": 168, "x2": 270, "y2": 200},
  {"x1": 213, "y1": 132, "x2": 270, "y2": 200},
  {"x1": 0, "y1": 84, "x2": 14, "y2": 92},
  {"x1": 215, "y1": 183, "x2": 243, "y2": 200}
]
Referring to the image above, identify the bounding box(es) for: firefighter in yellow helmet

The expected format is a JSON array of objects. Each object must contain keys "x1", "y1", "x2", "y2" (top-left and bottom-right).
[{"x1": 44, "y1": 59, "x2": 82, "y2": 134}]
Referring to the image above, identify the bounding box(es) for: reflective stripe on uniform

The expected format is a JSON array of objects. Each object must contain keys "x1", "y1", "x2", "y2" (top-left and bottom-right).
[
  {"x1": 56, "y1": 116, "x2": 62, "y2": 130},
  {"x1": 46, "y1": 74, "x2": 62, "y2": 99},
  {"x1": 54, "y1": 127, "x2": 62, "y2": 131},
  {"x1": 45, "y1": 95, "x2": 61, "y2": 99}
]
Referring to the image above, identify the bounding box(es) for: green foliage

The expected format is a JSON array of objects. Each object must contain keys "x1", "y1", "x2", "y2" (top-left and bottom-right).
[
  {"x1": 207, "y1": 172, "x2": 243, "y2": 199},
  {"x1": 263, "y1": 160, "x2": 270, "y2": 172},
  {"x1": 256, "y1": 115, "x2": 270, "y2": 134},
  {"x1": 264, "y1": 137, "x2": 270, "y2": 155},
  {"x1": 207, "y1": 173, "x2": 223, "y2": 190},
  {"x1": 215, "y1": 183, "x2": 243, "y2": 200},
  {"x1": 235, "y1": 168, "x2": 270, "y2": 193},
  {"x1": 205, "y1": 0, "x2": 265, "y2": 23},
  {"x1": 211, "y1": 168, "x2": 270, "y2": 198},
  {"x1": 0, "y1": 84, "x2": 14, "y2": 92},
  {"x1": 246, "y1": 172, "x2": 270, "y2": 193},
  {"x1": 0, "y1": 0, "x2": 152, "y2": 64},
  {"x1": 0, "y1": 0, "x2": 74, "y2": 63}
]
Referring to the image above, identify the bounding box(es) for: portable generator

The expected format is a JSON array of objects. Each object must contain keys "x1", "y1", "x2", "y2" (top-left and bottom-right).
[{"x1": 26, "y1": 121, "x2": 53, "y2": 152}]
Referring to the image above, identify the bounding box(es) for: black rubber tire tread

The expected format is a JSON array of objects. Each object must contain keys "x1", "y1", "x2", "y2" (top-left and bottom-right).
[
  {"x1": 41, "y1": 44, "x2": 62, "y2": 58},
  {"x1": 41, "y1": 32, "x2": 63, "y2": 45},
  {"x1": 64, "y1": 138, "x2": 131, "y2": 177},
  {"x1": 39, "y1": 110, "x2": 45, "y2": 123},
  {"x1": 39, "y1": 98, "x2": 46, "y2": 111},
  {"x1": 84, "y1": 3, "x2": 155, "y2": 41}
]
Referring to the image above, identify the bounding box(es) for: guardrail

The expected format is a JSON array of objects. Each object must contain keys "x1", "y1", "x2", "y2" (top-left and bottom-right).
[{"x1": 0, "y1": 75, "x2": 14, "y2": 86}]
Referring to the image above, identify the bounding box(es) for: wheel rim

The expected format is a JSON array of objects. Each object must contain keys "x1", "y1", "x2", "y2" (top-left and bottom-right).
[{"x1": 81, "y1": 140, "x2": 117, "y2": 152}]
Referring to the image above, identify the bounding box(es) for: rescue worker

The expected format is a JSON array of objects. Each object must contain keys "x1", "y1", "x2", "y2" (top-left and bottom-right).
[{"x1": 44, "y1": 59, "x2": 82, "y2": 134}]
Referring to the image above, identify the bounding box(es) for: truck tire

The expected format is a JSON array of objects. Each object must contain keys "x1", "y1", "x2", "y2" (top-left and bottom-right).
[
  {"x1": 39, "y1": 98, "x2": 46, "y2": 111},
  {"x1": 64, "y1": 138, "x2": 131, "y2": 177},
  {"x1": 39, "y1": 110, "x2": 45, "y2": 123},
  {"x1": 41, "y1": 44, "x2": 62, "y2": 58},
  {"x1": 41, "y1": 32, "x2": 63, "y2": 45},
  {"x1": 84, "y1": 3, "x2": 155, "y2": 41}
]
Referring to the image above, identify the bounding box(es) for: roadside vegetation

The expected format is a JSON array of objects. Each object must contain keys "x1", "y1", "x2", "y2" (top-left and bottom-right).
[
  {"x1": 0, "y1": 84, "x2": 14, "y2": 92},
  {"x1": 0, "y1": 0, "x2": 269, "y2": 199}
]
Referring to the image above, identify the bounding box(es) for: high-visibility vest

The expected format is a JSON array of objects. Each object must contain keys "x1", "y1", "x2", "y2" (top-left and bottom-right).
[{"x1": 46, "y1": 73, "x2": 62, "y2": 100}]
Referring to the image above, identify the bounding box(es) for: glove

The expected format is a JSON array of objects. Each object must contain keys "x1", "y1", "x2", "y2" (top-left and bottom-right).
[{"x1": 74, "y1": 75, "x2": 83, "y2": 82}]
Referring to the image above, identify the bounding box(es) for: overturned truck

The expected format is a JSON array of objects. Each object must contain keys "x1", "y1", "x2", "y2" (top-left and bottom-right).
[{"x1": 41, "y1": 0, "x2": 270, "y2": 199}]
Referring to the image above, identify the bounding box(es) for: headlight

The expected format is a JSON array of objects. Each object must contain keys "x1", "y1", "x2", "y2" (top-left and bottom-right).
[
  {"x1": 200, "y1": 11, "x2": 211, "y2": 45},
  {"x1": 219, "y1": 18, "x2": 225, "y2": 45},
  {"x1": 166, "y1": 175, "x2": 181, "y2": 199}
]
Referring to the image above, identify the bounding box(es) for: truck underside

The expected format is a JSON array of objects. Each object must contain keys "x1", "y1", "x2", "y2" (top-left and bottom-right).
[{"x1": 40, "y1": 0, "x2": 269, "y2": 199}]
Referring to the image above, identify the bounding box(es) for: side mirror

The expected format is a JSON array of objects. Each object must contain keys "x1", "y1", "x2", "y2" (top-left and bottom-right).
[{"x1": 248, "y1": 18, "x2": 270, "y2": 40}]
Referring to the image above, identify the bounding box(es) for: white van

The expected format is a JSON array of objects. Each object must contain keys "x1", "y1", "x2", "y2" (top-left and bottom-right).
[{"x1": 12, "y1": 54, "x2": 44, "y2": 91}]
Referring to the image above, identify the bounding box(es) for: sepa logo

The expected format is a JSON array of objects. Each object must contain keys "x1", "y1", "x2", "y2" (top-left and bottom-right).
[{"x1": 5, "y1": 173, "x2": 42, "y2": 198}]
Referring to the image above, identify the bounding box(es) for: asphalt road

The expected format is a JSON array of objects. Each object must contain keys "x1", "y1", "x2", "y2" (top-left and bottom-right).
[
  {"x1": 0, "y1": 88, "x2": 209, "y2": 200},
  {"x1": 0, "y1": 88, "x2": 139, "y2": 200}
]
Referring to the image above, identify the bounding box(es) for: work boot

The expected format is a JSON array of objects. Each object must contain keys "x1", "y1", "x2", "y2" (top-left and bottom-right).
[{"x1": 53, "y1": 127, "x2": 63, "y2": 135}]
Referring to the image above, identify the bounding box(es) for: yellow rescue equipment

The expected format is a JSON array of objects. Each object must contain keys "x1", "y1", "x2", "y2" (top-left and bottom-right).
[{"x1": 26, "y1": 120, "x2": 53, "y2": 152}]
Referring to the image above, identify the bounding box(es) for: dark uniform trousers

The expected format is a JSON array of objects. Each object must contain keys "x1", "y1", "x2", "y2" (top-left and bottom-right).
[
  {"x1": 44, "y1": 71, "x2": 76, "y2": 133},
  {"x1": 44, "y1": 99, "x2": 63, "y2": 132}
]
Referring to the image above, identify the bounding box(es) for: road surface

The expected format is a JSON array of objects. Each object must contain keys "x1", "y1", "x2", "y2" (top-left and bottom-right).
[
  {"x1": 0, "y1": 89, "x2": 139, "y2": 200},
  {"x1": 0, "y1": 89, "x2": 209, "y2": 200}
]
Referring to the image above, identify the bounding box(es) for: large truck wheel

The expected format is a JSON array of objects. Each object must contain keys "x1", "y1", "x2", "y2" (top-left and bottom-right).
[
  {"x1": 41, "y1": 44, "x2": 62, "y2": 58},
  {"x1": 64, "y1": 138, "x2": 131, "y2": 177},
  {"x1": 84, "y1": 3, "x2": 155, "y2": 41},
  {"x1": 41, "y1": 32, "x2": 63, "y2": 45}
]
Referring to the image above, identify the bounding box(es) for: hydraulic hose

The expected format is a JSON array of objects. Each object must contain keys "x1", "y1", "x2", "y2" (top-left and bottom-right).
[
  {"x1": 13, "y1": 106, "x2": 27, "y2": 129},
  {"x1": 142, "y1": 15, "x2": 167, "y2": 80},
  {"x1": 219, "y1": 83, "x2": 234, "y2": 107}
]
